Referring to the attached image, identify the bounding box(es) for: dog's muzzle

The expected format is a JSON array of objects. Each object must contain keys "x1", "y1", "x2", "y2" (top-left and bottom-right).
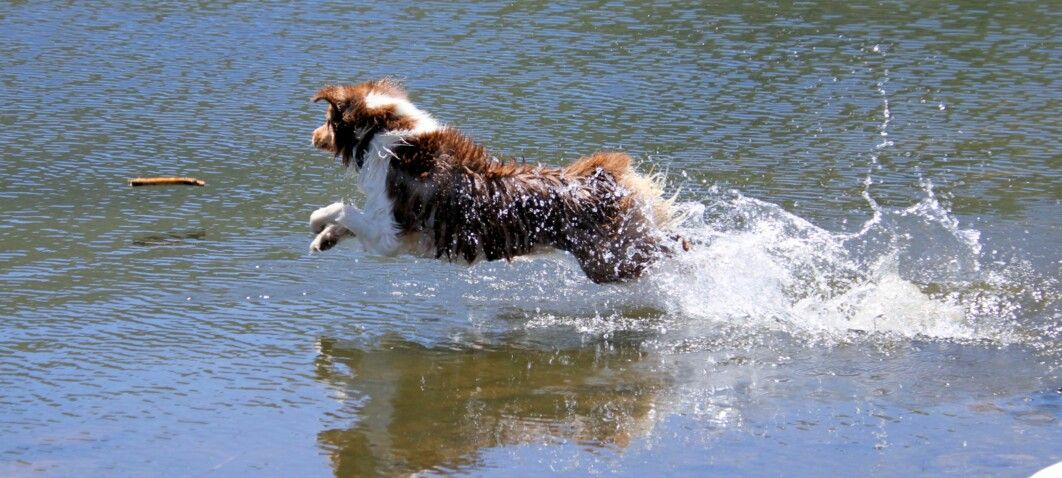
[{"x1": 311, "y1": 123, "x2": 334, "y2": 150}]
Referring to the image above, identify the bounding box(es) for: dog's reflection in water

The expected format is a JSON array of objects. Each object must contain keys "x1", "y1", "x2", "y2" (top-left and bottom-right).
[{"x1": 314, "y1": 336, "x2": 666, "y2": 476}]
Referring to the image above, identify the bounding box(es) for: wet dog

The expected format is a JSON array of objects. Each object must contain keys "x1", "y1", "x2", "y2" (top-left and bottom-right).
[{"x1": 308, "y1": 78, "x2": 684, "y2": 283}]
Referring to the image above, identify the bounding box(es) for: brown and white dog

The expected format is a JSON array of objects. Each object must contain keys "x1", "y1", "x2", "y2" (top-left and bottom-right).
[{"x1": 308, "y1": 79, "x2": 685, "y2": 283}]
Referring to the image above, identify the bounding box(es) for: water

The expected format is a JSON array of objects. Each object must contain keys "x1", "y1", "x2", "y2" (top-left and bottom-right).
[{"x1": 0, "y1": 1, "x2": 1059, "y2": 476}]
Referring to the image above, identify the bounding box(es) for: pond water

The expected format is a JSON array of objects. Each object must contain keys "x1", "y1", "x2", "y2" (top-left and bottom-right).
[{"x1": 0, "y1": 1, "x2": 1058, "y2": 476}]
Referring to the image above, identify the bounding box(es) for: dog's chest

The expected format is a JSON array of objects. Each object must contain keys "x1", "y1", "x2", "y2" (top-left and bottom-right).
[{"x1": 356, "y1": 134, "x2": 402, "y2": 214}]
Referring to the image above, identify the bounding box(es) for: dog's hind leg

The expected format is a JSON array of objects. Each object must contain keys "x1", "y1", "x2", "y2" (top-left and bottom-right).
[
  {"x1": 568, "y1": 239, "x2": 645, "y2": 284},
  {"x1": 567, "y1": 224, "x2": 663, "y2": 283}
]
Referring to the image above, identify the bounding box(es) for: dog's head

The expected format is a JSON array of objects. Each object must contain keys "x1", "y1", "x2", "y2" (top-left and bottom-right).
[{"x1": 312, "y1": 78, "x2": 432, "y2": 168}]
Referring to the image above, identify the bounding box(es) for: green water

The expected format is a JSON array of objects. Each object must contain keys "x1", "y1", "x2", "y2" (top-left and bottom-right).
[{"x1": 0, "y1": 2, "x2": 1058, "y2": 476}]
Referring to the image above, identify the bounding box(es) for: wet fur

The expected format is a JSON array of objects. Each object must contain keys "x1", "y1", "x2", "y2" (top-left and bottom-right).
[{"x1": 309, "y1": 79, "x2": 681, "y2": 283}]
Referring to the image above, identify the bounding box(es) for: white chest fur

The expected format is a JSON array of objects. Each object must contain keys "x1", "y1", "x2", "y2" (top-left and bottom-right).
[{"x1": 339, "y1": 133, "x2": 403, "y2": 255}]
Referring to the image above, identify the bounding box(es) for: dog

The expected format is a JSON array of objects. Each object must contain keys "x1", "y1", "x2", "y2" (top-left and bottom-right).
[{"x1": 308, "y1": 78, "x2": 686, "y2": 283}]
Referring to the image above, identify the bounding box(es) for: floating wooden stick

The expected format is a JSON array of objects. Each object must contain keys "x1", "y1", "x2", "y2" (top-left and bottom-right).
[{"x1": 128, "y1": 177, "x2": 206, "y2": 187}]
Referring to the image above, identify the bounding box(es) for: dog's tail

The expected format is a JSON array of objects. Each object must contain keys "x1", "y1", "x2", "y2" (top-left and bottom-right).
[{"x1": 565, "y1": 151, "x2": 679, "y2": 229}]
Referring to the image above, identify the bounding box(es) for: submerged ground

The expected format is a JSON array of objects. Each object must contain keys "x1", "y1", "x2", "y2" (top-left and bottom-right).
[{"x1": 0, "y1": 2, "x2": 1058, "y2": 476}]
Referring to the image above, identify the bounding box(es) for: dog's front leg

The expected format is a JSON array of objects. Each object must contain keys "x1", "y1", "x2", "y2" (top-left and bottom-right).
[
  {"x1": 310, "y1": 223, "x2": 354, "y2": 252},
  {"x1": 308, "y1": 202, "x2": 401, "y2": 256},
  {"x1": 310, "y1": 202, "x2": 346, "y2": 234},
  {"x1": 309, "y1": 201, "x2": 353, "y2": 253}
]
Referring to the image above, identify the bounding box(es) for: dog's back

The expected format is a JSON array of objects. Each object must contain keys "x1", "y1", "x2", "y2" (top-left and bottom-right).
[{"x1": 384, "y1": 132, "x2": 675, "y2": 282}]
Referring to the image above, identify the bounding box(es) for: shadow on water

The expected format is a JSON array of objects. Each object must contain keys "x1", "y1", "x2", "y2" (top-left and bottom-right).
[
  {"x1": 313, "y1": 334, "x2": 668, "y2": 477},
  {"x1": 129, "y1": 229, "x2": 207, "y2": 247}
]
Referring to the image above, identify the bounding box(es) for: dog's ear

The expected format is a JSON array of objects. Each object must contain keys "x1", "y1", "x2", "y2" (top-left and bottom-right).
[{"x1": 312, "y1": 86, "x2": 344, "y2": 113}]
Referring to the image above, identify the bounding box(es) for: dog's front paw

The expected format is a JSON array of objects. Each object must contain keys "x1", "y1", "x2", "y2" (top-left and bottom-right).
[
  {"x1": 310, "y1": 223, "x2": 351, "y2": 253},
  {"x1": 310, "y1": 202, "x2": 346, "y2": 234}
]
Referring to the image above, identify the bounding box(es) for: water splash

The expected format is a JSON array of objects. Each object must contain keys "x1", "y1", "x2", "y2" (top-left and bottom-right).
[{"x1": 640, "y1": 184, "x2": 1053, "y2": 344}]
